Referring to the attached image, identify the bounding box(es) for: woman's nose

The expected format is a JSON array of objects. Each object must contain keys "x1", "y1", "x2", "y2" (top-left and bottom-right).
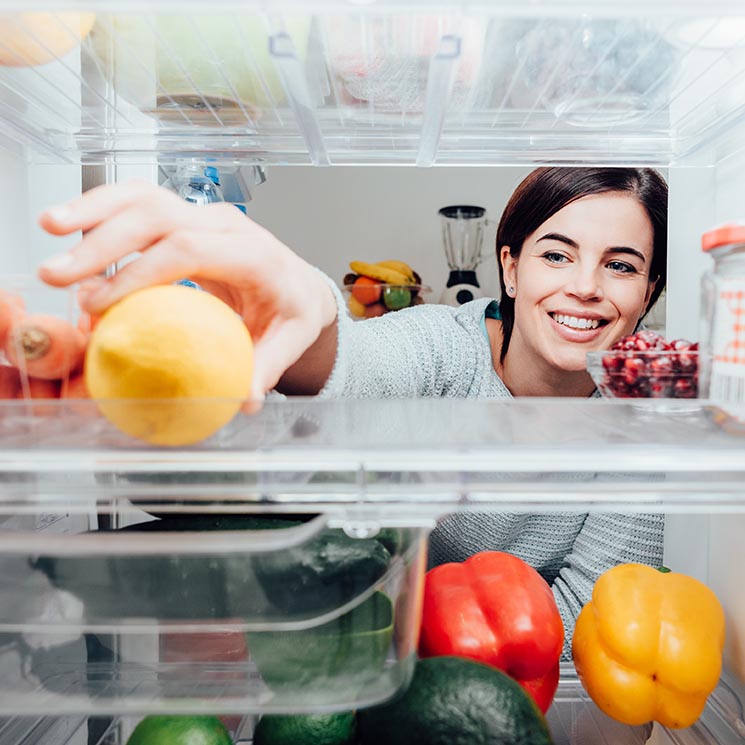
[{"x1": 566, "y1": 268, "x2": 604, "y2": 301}]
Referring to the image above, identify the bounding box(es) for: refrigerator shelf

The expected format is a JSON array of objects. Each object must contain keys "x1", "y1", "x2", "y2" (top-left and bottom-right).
[
  {"x1": 1, "y1": 4, "x2": 745, "y2": 166},
  {"x1": 0, "y1": 665, "x2": 742, "y2": 744},
  {"x1": 0, "y1": 398, "x2": 743, "y2": 517}
]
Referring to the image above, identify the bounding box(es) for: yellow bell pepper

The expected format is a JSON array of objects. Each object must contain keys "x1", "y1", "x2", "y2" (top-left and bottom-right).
[{"x1": 572, "y1": 563, "x2": 725, "y2": 729}]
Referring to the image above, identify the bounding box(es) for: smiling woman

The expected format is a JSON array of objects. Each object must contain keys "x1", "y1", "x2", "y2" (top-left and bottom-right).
[
  {"x1": 493, "y1": 169, "x2": 667, "y2": 396},
  {"x1": 35, "y1": 166, "x2": 668, "y2": 657}
]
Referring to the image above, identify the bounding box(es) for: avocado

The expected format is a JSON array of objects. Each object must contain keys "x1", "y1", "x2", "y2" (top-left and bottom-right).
[
  {"x1": 357, "y1": 656, "x2": 555, "y2": 745},
  {"x1": 253, "y1": 712, "x2": 356, "y2": 745}
]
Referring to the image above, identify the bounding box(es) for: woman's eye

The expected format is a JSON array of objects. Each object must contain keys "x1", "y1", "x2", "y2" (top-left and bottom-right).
[
  {"x1": 607, "y1": 260, "x2": 637, "y2": 274},
  {"x1": 542, "y1": 251, "x2": 568, "y2": 264}
]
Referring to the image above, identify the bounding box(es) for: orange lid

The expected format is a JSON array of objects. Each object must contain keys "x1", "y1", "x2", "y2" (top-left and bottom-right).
[{"x1": 702, "y1": 222, "x2": 745, "y2": 251}]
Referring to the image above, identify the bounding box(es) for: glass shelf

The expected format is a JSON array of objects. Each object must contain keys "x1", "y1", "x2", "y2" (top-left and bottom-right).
[
  {"x1": 1, "y1": 3, "x2": 745, "y2": 166},
  {"x1": 0, "y1": 398, "x2": 743, "y2": 517}
]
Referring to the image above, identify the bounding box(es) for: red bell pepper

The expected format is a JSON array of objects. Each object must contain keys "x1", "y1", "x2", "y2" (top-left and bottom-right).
[{"x1": 418, "y1": 550, "x2": 564, "y2": 713}]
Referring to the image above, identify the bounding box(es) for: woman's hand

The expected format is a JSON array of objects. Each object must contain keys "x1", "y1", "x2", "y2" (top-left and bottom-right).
[{"x1": 37, "y1": 180, "x2": 338, "y2": 400}]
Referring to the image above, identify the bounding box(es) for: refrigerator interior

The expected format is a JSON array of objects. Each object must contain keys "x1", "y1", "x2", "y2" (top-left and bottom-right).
[{"x1": 1, "y1": 2, "x2": 745, "y2": 744}]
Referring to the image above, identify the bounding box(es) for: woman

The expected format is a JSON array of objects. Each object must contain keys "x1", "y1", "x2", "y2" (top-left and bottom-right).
[{"x1": 37, "y1": 166, "x2": 668, "y2": 656}]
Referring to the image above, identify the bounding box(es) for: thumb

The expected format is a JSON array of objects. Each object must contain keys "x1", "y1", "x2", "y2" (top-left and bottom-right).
[{"x1": 250, "y1": 318, "x2": 319, "y2": 397}]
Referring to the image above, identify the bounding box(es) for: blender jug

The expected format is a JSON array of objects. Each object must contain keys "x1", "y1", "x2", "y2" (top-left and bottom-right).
[{"x1": 439, "y1": 205, "x2": 489, "y2": 306}]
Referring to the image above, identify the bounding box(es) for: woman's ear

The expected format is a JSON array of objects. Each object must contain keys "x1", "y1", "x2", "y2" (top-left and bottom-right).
[{"x1": 500, "y1": 246, "x2": 518, "y2": 295}]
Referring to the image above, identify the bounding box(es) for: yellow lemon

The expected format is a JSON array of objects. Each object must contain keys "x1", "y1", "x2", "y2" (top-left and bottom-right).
[
  {"x1": 0, "y1": 12, "x2": 96, "y2": 67},
  {"x1": 85, "y1": 285, "x2": 253, "y2": 446}
]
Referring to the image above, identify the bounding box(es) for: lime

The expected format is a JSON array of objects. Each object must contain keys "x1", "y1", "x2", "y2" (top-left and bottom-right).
[
  {"x1": 383, "y1": 286, "x2": 412, "y2": 310},
  {"x1": 126, "y1": 716, "x2": 232, "y2": 745}
]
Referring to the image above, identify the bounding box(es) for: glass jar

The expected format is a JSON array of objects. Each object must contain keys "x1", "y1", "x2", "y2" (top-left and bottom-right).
[{"x1": 700, "y1": 223, "x2": 745, "y2": 402}]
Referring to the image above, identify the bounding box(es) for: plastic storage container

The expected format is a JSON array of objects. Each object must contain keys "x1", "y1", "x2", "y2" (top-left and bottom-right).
[
  {"x1": 0, "y1": 513, "x2": 426, "y2": 714},
  {"x1": 700, "y1": 223, "x2": 745, "y2": 405}
]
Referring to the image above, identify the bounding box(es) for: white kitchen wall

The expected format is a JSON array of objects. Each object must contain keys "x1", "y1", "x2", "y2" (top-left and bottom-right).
[{"x1": 243, "y1": 165, "x2": 533, "y2": 302}]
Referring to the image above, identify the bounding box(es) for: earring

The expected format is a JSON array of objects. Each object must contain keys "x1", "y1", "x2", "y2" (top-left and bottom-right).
[{"x1": 508, "y1": 286, "x2": 515, "y2": 296}]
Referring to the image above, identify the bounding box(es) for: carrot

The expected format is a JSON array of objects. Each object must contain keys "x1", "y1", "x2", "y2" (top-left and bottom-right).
[
  {"x1": 19, "y1": 375, "x2": 61, "y2": 418},
  {"x1": 61, "y1": 372, "x2": 89, "y2": 399},
  {"x1": 0, "y1": 289, "x2": 25, "y2": 348},
  {"x1": 0, "y1": 365, "x2": 21, "y2": 399},
  {"x1": 23, "y1": 377, "x2": 60, "y2": 399},
  {"x1": 5, "y1": 314, "x2": 87, "y2": 380}
]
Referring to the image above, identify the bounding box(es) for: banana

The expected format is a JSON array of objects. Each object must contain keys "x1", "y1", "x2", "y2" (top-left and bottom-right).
[
  {"x1": 376, "y1": 259, "x2": 415, "y2": 282},
  {"x1": 349, "y1": 260, "x2": 410, "y2": 285}
]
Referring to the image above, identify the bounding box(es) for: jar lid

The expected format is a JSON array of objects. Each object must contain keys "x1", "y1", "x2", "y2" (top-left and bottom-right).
[{"x1": 702, "y1": 222, "x2": 745, "y2": 251}]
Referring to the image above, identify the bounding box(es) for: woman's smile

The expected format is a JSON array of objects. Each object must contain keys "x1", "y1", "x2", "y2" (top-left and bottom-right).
[{"x1": 547, "y1": 311, "x2": 610, "y2": 342}]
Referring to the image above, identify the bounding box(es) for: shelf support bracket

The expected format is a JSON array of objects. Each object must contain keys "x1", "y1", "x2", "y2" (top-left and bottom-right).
[
  {"x1": 270, "y1": 32, "x2": 330, "y2": 167},
  {"x1": 416, "y1": 34, "x2": 461, "y2": 167}
]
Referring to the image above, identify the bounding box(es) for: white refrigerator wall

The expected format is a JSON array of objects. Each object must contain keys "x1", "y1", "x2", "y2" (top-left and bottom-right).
[{"x1": 244, "y1": 165, "x2": 534, "y2": 302}]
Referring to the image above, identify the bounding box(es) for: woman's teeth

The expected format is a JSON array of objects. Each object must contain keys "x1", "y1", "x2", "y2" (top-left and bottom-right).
[{"x1": 552, "y1": 313, "x2": 601, "y2": 330}]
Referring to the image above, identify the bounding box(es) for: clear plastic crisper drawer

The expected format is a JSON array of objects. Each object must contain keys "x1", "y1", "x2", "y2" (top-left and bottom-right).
[
  {"x1": 0, "y1": 513, "x2": 426, "y2": 714},
  {"x1": 1, "y1": 2, "x2": 745, "y2": 166}
]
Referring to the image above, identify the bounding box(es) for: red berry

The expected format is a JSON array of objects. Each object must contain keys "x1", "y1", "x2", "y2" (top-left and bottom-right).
[
  {"x1": 622, "y1": 357, "x2": 646, "y2": 385},
  {"x1": 649, "y1": 356, "x2": 673, "y2": 376},
  {"x1": 602, "y1": 354, "x2": 624, "y2": 373}
]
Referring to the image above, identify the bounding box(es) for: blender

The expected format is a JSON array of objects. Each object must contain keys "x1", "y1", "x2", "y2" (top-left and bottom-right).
[{"x1": 438, "y1": 205, "x2": 489, "y2": 306}]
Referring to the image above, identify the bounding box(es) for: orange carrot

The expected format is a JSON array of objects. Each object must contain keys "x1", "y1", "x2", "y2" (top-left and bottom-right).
[
  {"x1": 20, "y1": 376, "x2": 61, "y2": 418},
  {"x1": 0, "y1": 365, "x2": 21, "y2": 399},
  {"x1": 5, "y1": 314, "x2": 87, "y2": 380},
  {"x1": 61, "y1": 372, "x2": 89, "y2": 399},
  {"x1": 0, "y1": 290, "x2": 25, "y2": 348},
  {"x1": 23, "y1": 377, "x2": 60, "y2": 400}
]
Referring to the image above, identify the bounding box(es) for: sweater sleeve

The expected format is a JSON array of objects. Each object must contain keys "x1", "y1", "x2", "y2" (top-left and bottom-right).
[
  {"x1": 551, "y1": 512, "x2": 664, "y2": 660},
  {"x1": 315, "y1": 270, "x2": 479, "y2": 399}
]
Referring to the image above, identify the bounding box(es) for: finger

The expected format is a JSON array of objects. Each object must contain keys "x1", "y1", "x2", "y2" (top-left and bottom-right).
[
  {"x1": 240, "y1": 396, "x2": 265, "y2": 416},
  {"x1": 78, "y1": 243, "x2": 203, "y2": 314},
  {"x1": 251, "y1": 317, "x2": 321, "y2": 396},
  {"x1": 77, "y1": 229, "x2": 279, "y2": 314},
  {"x1": 39, "y1": 201, "x2": 248, "y2": 288},
  {"x1": 40, "y1": 201, "x2": 189, "y2": 287},
  {"x1": 38, "y1": 180, "x2": 174, "y2": 236}
]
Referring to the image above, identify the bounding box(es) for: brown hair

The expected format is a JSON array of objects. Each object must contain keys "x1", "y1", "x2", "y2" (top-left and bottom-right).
[{"x1": 496, "y1": 167, "x2": 668, "y2": 362}]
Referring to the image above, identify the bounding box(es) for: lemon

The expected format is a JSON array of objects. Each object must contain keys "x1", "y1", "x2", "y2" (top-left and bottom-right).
[
  {"x1": 126, "y1": 716, "x2": 232, "y2": 745},
  {"x1": 85, "y1": 285, "x2": 253, "y2": 446}
]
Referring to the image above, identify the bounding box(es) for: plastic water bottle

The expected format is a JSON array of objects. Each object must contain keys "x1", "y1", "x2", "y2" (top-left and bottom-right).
[{"x1": 177, "y1": 167, "x2": 225, "y2": 205}]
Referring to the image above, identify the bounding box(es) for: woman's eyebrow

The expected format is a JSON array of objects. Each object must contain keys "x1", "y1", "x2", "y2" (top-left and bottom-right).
[
  {"x1": 606, "y1": 246, "x2": 647, "y2": 262},
  {"x1": 537, "y1": 232, "x2": 579, "y2": 249}
]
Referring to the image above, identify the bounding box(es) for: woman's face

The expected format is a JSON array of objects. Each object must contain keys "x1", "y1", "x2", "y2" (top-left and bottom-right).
[{"x1": 501, "y1": 192, "x2": 657, "y2": 373}]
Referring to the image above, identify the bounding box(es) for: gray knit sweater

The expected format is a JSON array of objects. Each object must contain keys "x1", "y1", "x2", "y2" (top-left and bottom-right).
[{"x1": 317, "y1": 279, "x2": 664, "y2": 659}]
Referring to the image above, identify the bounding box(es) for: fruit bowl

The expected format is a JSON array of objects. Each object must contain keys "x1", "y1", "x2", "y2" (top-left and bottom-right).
[
  {"x1": 587, "y1": 331, "x2": 699, "y2": 401},
  {"x1": 587, "y1": 349, "x2": 699, "y2": 399},
  {"x1": 343, "y1": 283, "x2": 432, "y2": 319}
]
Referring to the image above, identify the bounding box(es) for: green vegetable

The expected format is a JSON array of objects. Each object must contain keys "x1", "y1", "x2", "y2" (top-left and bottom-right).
[
  {"x1": 248, "y1": 591, "x2": 393, "y2": 694},
  {"x1": 357, "y1": 656, "x2": 555, "y2": 745},
  {"x1": 253, "y1": 712, "x2": 356, "y2": 745}
]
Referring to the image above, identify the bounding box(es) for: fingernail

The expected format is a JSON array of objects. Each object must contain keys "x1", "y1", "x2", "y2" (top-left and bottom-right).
[
  {"x1": 46, "y1": 205, "x2": 71, "y2": 223},
  {"x1": 40, "y1": 253, "x2": 74, "y2": 271}
]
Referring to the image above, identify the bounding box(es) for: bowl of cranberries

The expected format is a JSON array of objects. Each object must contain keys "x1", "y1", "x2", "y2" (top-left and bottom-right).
[{"x1": 587, "y1": 331, "x2": 699, "y2": 400}]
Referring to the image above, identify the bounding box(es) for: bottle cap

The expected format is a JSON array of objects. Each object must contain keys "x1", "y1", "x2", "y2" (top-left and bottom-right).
[
  {"x1": 204, "y1": 166, "x2": 220, "y2": 185},
  {"x1": 702, "y1": 222, "x2": 745, "y2": 252}
]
